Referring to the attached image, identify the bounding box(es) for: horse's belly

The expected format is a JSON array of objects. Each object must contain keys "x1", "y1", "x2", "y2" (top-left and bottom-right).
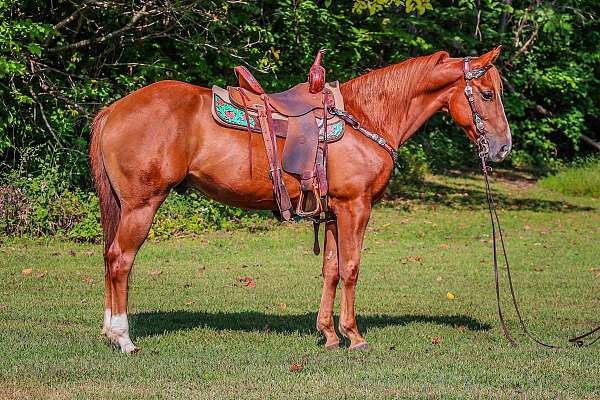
[{"x1": 186, "y1": 151, "x2": 300, "y2": 211}]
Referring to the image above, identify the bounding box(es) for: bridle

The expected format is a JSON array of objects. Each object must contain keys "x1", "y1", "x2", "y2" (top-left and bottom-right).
[
  {"x1": 463, "y1": 57, "x2": 492, "y2": 161},
  {"x1": 463, "y1": 57, "x2": 600, "y2": 348}
]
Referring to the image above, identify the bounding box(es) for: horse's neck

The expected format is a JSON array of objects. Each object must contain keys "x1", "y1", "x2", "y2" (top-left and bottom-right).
[{"x1": 340, "y1": 60, "x2": 459, "y2": 150}]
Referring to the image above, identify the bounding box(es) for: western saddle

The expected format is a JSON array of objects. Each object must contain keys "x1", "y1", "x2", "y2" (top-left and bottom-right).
[{"x1": 212, "y1": 49, "x2": 342, "y2": 227}]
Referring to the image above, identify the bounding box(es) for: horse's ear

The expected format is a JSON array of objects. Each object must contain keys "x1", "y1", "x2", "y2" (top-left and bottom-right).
[
  {"x1": 434, "y1": 51, "x2": 450, "y2": 65},
  {"x1": 475, "y1": 46, "x2": 502, "y2": 67}
]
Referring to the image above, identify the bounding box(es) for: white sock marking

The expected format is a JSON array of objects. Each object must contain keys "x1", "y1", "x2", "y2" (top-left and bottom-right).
[{"x1": 109, "y1": 313, "x2": 137, "y2": 353}]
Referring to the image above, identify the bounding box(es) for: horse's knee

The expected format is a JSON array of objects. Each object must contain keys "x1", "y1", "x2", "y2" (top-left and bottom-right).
[
  {"x1": 323, "y1": 265, "x2": 339, "y2": 283},
  {"x1": 106, "y1": 246, "x2": 134, "y2": 277},
  {"x1": 340, "y1": 262, "x2": 359, "y2": 285}
]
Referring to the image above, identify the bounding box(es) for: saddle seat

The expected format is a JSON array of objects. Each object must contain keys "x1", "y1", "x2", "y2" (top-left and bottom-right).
[{"x1": 234, "y1": 66, "x2": 328, "y2": 117}]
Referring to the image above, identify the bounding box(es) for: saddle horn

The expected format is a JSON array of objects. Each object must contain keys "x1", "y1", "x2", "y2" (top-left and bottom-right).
[{"x1": 308, "y1": 49, "x2": 327, "y2": 94}]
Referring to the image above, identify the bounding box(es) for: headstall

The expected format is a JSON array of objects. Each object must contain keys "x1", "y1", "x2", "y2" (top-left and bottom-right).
[{"x1": 463, "y1": 57, "x2": 492, "y2": 162}]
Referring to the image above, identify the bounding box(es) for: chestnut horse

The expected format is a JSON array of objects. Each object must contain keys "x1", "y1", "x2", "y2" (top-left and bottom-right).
[{"x1": 90, "y1": 47, "x2": 511, "y2": 353}]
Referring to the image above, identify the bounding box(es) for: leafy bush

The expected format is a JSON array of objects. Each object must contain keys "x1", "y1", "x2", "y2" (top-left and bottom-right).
[
  {"x1": 387, "y1": 143, "x2": 429, "y2": 195},
  {"x1": 2, "y1": 0, "x2": 599, "y2": 191},
  {"x1": 539, "y1": 158, "x2": 600, "y2": 198},
  {"x1": 0, "y1": 162, "x2": 270, "y2": 242}
]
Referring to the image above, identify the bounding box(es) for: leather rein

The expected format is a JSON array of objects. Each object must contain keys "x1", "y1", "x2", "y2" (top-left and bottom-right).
[{"x1": 463, "y1": 57, "x2": 600, "y2": 348}]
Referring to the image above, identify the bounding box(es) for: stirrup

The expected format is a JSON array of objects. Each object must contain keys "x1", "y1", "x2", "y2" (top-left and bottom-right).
[{"x1": 296, "y1": 181, "x2": 322, "y2": 217}]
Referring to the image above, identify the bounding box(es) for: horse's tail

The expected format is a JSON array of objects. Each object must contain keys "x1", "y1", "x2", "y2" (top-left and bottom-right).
[{"x1": 89, "y1": 108, "x2": 120, "y2": 256}]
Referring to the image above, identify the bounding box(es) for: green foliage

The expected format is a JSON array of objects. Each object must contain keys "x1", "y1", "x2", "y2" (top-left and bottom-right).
[
  {"x1": 539, "y1": 157, "x2": 600, "y2": 198},
  {"x1": 149, "y1": 192, "x2": 272, "y2": 239},
  {"x1": 353, "y1": 0, "x2": 433, "y2": 15},
  {"x1": 0, "y1": 161, "x2": 270, "y2": 242},
  {"x1": 0, "y1": 0, "x2": 599, "y2": 239},
  {"x1": 1, "y1": 0, "x2": 598, "y2": 189},
  {"x1": 387, "y1": 144, "x2": 429, "y2": 195}
]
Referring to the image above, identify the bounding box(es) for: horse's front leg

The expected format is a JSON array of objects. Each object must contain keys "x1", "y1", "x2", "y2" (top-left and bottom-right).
[
  {"x1": 316, "y1": 220, "x2": 341, "y2": 349},
  {"x1": 336, "y1": 198, "x2": 371, "y2": 350}
]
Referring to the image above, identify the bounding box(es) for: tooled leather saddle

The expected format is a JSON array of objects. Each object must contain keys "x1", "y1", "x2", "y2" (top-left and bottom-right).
[{"x1": 211, "y1": 49, "x2": 345, "y2": 224}]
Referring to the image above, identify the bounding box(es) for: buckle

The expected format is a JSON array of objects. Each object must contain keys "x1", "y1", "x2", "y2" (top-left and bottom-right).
[{"x1": 477, "y1": 136, "x2": 490, "y2": 159}]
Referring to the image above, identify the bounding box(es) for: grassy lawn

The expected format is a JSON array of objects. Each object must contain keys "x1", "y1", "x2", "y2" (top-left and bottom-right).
[{"x1": 1, "y1": 171, "x2": 599, "y2": 399}]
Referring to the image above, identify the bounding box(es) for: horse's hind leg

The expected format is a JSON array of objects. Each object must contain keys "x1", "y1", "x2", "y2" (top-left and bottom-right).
[{"x1": 104, "y1": 197, "x2": 165, "y2": 352}]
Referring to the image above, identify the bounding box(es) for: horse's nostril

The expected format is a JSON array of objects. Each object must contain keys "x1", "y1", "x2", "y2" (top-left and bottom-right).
[{"x1": 500, "y1": 144, "x2": 510, "y2": 154}]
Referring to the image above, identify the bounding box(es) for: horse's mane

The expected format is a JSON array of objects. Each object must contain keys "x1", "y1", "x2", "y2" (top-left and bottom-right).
[
  {"x1": 342, "y1": 51, "x2": 450, "y2": 134},
  {"x1": 342, "y1": 51, "x2": 503, "y2": 139}
]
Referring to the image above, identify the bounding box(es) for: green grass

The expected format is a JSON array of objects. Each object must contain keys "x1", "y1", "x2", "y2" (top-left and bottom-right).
[
  {"x1": 1, "y1": 170, "x2": 599, "y2": 399},
  {"x1": 539, "y1": 159, "x2": 600, "y2": 198}
]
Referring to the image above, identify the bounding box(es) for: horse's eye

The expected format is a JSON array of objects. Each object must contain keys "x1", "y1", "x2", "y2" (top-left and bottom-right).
[{"x1": 481, "y1": 91, "x2": 494, "y2": 101}]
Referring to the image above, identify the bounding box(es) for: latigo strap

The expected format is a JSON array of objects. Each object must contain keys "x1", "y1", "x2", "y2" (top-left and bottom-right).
[{"x1": 256, "y1": 100, "x2": 292, "y2": 221}]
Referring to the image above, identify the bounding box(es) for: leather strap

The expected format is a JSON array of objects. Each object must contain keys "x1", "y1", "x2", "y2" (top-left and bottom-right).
[
  {"x1": 328, "y1": 107, "x2": 398, "y2": 163},
  {"x1": 256, "y1": 99, "x2": 292, "y2": 221},
  {"x1": 480, "y1": 154, "x2": 600, "y2": 348}
]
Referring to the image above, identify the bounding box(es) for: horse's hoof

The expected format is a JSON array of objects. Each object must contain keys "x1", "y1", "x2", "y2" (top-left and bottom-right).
[
  {"x1": 121, "y1": 342, "x2": 140, "y2": 354},
  {"x1": 119, "y1": 340, "x2": 141, "y2": 354},
  {"x1": 325, "y1": 340, "x2": 340, "y2": 350},
  {"x1": 349, "y1": 341, "x2": 369, "y2": 351}
]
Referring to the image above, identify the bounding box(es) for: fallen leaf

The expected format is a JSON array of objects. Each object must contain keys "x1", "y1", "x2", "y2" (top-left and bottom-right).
[
  {"x1": 401, "y1": 255, "x2": 424, "y2": 264},
  {"x1": 431, "y1": 337, "x2": 440, "y2": 345},
  {"x1": 185, "y1": 299, "x2": 194, "y2": 305},
  {"x1": 36, "y1": 273, "x2": 45, "y2": 279},
  {"x1": 279, "y1": 303, "x2": 287, "y2": 310},
  {"x1": 83, "y1": 276, "x2": 95, "y2": 285},
  {"x1": 289, "y1": 357, "x2": 306, "y2": 372},
  {"x1": 22, "y1": 268, "x2": 33, "y2": 276},
  {"x1": 446, "y1": 292, "x2": 455, "y2": 300},
  {"x1": 238, "y1": 276, "x2": 255, "y2": 287},
  {"x1": 439, "y1": 243, "x2": 449, "y2": 249},
  {"x1": 533, "y1": 267, "x2": 544, "y2": 272},
  {"x1": 69, "y1": 250, "x2": 77, "y2": 257},
  {"x1": 435, "y1": 276, "x2": 443, "y2": 282},
  {"x1": 84, "y1": 251, "x2": 94, "y2": 257},
  {"x1": 149, "y1": 270, "x2": 162, "y2": 276}
]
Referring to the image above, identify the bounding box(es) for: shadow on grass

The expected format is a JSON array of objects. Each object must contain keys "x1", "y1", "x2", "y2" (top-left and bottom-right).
[
  {"x1": 385, "y1": 178, "x2": 594, "y2": 212},
  {"x1": 130, "y1": 310, "x2": 491, "y2": 339}
]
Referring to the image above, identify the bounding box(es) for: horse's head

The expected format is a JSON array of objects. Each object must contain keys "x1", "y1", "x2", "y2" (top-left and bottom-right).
[{"x1": 446, "y1": 47, "x2": 511, "y2": 162}]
